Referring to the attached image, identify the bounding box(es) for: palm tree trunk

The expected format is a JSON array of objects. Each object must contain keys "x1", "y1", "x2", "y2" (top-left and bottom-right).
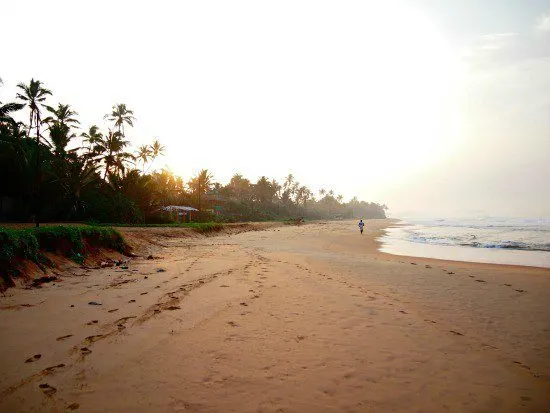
[{"x1": 35, "y1": 113, "x2": 41, "y2": 228}]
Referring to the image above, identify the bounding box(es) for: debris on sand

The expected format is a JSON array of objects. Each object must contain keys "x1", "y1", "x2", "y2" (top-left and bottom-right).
[
  {"x1": 88, "y1": 301, "x2": 102, "y2": 306},
  {"x1": 32, "y1": 276, "x2": 58, "y2": 287}
]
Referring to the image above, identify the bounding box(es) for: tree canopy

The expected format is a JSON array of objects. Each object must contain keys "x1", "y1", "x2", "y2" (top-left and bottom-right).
[{"x1": 0, "y1": 78, "x2": 387, "y2": 224}]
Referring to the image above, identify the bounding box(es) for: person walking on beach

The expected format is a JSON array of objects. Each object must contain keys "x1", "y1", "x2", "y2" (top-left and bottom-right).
[{"x1": 358, "y1": 219, "x2": 365, "y2": 235}]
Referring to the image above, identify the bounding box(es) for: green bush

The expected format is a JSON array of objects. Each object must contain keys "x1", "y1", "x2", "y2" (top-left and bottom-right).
[
  {"x1": 0, "y1": 228, "x2": 40, "y2": 264},
  {"x1": 89, "y1": 221, "x2": 224, "y2": 233},
  {"x1": 0, "y1": 225, "x2": 128, "y2": 286}
]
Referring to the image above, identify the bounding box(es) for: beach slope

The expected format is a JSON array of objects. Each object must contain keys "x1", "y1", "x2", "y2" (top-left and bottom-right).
[{"x1": 0, "y1": 220, "x2": 549, "y2": 412}]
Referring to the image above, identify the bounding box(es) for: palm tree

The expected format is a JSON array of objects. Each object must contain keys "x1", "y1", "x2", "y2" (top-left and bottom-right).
[
  {"x1": 43, "y1": 104, "x2": 80, "y2": 156},
  {"x1": 142, "y1": 138, "x2": 165, "y2": 173},
  {"x1": 0, "y1": 98, "x2": 24, "y2": 139},
  {"x1": 47, "y1": 122, "x2": 77, "y2": 156},
  {"x1": 188, "y1": 169, "x2": 213, "y2": 211},
  {"x1": 104, "y1": 103, "x2": 135, "y2": 137},
  {"x1": 91, "y1": 129, "x2": 133, "y2": 179},
  {"x1": 43, "y1": 103, "x2": 79, "y2": 127},
  {"x1": 16, "y1": 79, "x2": 52, "y2": 140},
  {"x1": 62, "y1": 157, "x2": 99, "y2": 219},
  {"x1": 283, "y1": 173, "x2": 295, "y2": 191},
  {"x1": 16, "y1": 79, "x2": 52, "y2": 227},
  {"x1": 136, "y1": 144, "x2": 152, "y2": 171},
  {"x1": 150, "y1": 139, "x2": 165, "y2": 160},
  {"x1": 0, "y1": 101, "x2": 25, "y2": 119},
  {"x1": 81, "y1": 125, "x2": 103, "y2": 153}
]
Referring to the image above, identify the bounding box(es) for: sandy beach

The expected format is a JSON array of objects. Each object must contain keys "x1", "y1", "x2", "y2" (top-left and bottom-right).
[{"x1": 0, "y1": 219, "x2": 549, "y2": 412}]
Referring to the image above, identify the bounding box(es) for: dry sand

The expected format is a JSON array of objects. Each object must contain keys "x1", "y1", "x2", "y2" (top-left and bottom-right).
[{"x1": 0, "y1": 219, "x2": 549, "y2": 412}]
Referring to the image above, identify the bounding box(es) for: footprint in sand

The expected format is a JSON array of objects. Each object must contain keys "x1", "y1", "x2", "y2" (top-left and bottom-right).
[
  {"x1": 410, "y1": 262, "x2": 417, "y2": 265},
  {"x1": 227, "y1": 321, "x2": 238, "y2": 327},
  {"x1": 116, "y1": 316, "x2": 136, "y2": 324},
  {"x1": 515, "y1": 289, "x2": 526, "y2": 293},
  {"x1": 67, "y1": 403, "x2": 80, "y2": 410},
  {"x1": 80, "y1": 347, "x2": 92, "y2": 355},
  {"x1": 447, "y1": 272, "x2": 455, "y2": 275},
  {"x1": 85, "y1": 335, "x2": 104, "y2": 344},
  {"x1": 56, "y1": 334, "x2": 73, "y2": 341},
  {"x1": 425, "y1": 265, "x2": 432, "y2": 269},
  {"x1": 450, "y1": 330, "x2": 464, "y2": 336},
  {"x1": 108, "y1": 309, "x2": 119, "y2": 313},
  {"x1": 25, "y1": 354, "x2": 42, "y2": 363},
  {"x1": 41, "y1": 364, "x2": 65, "y2": 374},
  {"x1": 513, "y1": 360, "x2": 532, "y2": 371},
  {"x1": 475, "y1": 279, "x2": 486, "y2": 283},
  {"x1": 129, "y1": 299, "x2": 136, "y2": 303},
  {"x1": 240, "y1": 302, "x2": 248, "y2": 306},
  {"x1": 166, "y1": 306, "x2": 181, "y2": 310},
  {"x1": 86, "y1": 320, "x2": 99, "y2": 325},
  {"x1": 140, "y1": 292, "x2": 148, "y2": 295},
  {"x1": 399, "y1": 310, "x2": 408, "y2": 314},
  {"x1": 504, "y1": 283, "x2": 512, "y2": 287},
  {"x1": 220, "y1": 284, "x2": 230, "y2": 288},
  {"x1": 39, "y1": 383, "x2": 57, "y2": 396}
]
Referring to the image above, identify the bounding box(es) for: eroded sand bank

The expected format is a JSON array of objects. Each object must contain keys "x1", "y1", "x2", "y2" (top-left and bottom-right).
[{"x1": 1, "y1": 220, "x2": 549, "y2": 412}]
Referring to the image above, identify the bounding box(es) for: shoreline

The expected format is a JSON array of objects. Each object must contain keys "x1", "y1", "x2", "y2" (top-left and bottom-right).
[
  {"x1": 0, "y1": 219, "x2": 548, "y2": 412},
  {"x1": 376, "y1": 219, "x2": 550, "y2": 270}
]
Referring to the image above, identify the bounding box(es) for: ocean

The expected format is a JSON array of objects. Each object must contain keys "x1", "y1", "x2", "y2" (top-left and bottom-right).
[{"x1": 378, "y1": 217, "x2": 550, "y2": 268}]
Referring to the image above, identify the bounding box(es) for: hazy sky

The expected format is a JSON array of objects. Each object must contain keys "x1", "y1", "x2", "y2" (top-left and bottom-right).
[{"x1": 2, "y1": 0, "x2": 549, "y2": 218}]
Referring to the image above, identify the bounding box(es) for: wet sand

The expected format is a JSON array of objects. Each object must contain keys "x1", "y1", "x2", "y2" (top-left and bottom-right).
[{"x1": 0, "y1": 219, "x2": 549, "y2": 412}]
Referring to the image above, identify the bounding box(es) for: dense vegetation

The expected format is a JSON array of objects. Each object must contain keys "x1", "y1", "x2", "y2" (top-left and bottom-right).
[
  {"x1": 1, "y1": 78, "x2": 387, "y2": 224},
  {"x1": 0, "y1": 225, "x2": 127, "y2": 286}
]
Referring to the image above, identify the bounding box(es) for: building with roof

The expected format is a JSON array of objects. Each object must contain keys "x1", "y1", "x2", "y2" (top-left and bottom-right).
[{"x1": 161, "y1": 205, "x2": 199, "y2": 223}]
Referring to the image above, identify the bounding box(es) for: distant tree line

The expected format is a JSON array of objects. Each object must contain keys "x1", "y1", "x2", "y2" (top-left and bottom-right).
[{"x1": 0, "y1": 78, "x2": 387, "y2": 224}]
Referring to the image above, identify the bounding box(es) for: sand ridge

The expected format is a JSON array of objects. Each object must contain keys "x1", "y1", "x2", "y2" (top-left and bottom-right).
[{"x1": 0, "y1": 220, "x2": 549, "y2": 412}]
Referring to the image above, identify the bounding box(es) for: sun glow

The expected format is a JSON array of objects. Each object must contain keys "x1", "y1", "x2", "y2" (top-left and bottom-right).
[
  {"x1": 2, "y1": 0, "x2": 465, "y2": 202},
  {"x1": 157, "y1": 1, "x2": 465, "y2": 194}
]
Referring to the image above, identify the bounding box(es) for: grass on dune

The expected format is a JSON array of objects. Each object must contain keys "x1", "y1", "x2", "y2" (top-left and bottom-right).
[
  {"x1": 89, "y1": 222, "x2": 225, "y2": 233},
  {"x1": 0, "y1": 226, "x2": 128, "y2": 286}
]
